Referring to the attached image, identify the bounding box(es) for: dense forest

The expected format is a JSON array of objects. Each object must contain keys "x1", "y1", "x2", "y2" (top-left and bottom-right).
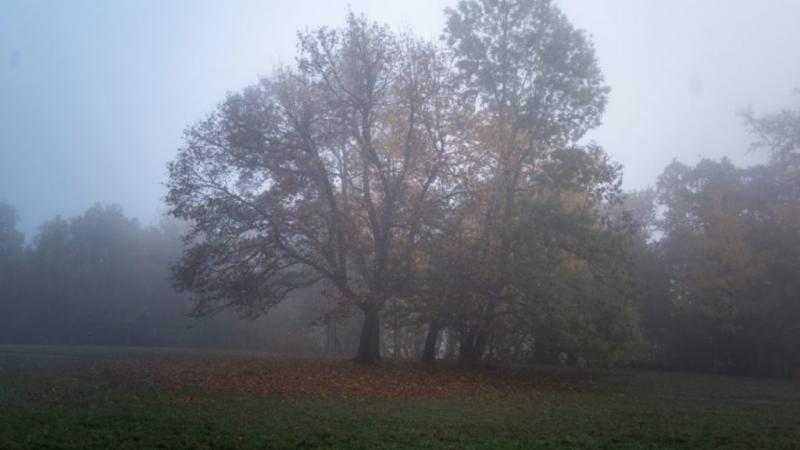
[{"x1": 1, "y1": 0, "x2": 799, "y2": 379}]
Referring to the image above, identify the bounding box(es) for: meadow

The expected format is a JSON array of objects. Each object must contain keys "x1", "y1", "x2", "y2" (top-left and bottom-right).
[{"x1": 1, "y1": 345, "x2": 799, "y2": 449}]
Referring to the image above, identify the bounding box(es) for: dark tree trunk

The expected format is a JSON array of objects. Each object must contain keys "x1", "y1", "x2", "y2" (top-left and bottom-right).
[
  {"x1": 469, "y1": 329, "x2": 489, "y2": 366},
  {"x1": 421, "y1": 320, "x2": 441, "y2": 364},
  {"x1": 458, "y1": 328, "x2": 475, "y2": 365},
  {"x1": 456, "y1": 326, "x2": 489, "y2": 366},
  {"x1": 354, "y1": 306, "x2": 381, "y2": 364}
]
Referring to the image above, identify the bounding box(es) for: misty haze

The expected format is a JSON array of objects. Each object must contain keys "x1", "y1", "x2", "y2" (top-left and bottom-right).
[{"x1": 1, "y1": 1, "x2": 799, "y2": 448}]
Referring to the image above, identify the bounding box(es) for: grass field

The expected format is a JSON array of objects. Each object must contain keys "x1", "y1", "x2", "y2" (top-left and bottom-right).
[{"x1": 1, "y1": 345, "x2": 799, "y2": 449}]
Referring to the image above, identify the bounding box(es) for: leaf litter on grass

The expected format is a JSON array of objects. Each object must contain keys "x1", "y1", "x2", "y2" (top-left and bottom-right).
[{"x1": 103, "y1": 353, "x2": 593, "y2": 400}]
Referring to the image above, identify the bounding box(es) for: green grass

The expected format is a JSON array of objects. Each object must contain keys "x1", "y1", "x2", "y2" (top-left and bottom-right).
[{"x1": 1, "y1": 345, "x2": 799, "y2": 449}]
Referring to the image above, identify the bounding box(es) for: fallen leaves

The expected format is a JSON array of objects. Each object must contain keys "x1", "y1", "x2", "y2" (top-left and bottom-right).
[
  {"x1": 103, "y1": 352, "x2": 593, "y2": 400},
  {"x1": 1, "y1": 347, "x2": 593, "y2": 402}
]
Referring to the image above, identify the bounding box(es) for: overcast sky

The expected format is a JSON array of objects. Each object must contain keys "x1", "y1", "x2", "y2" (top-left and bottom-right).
[{"x1": 2, "y1": 0, "x2": 799, "y2": 237}]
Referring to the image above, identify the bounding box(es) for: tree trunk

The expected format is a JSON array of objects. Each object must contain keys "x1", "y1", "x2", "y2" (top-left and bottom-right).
[
  {"x1": 458, "y1": 328, "x2": 475, "y2": 365},
  {"x1": 421, "y1": 320, "x2": 441, "y2": 364},
  {"x1": 469, "y1": 329, "x2": 489, "y2": 366},
  {"x1": 354, "y1": 306, "x2": 381, "y2": 364}
]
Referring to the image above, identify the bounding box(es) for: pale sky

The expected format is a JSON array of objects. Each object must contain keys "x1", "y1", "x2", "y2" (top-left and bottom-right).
[{"x1": 2, "y1": 0, "x2": 799, "y2": 237}]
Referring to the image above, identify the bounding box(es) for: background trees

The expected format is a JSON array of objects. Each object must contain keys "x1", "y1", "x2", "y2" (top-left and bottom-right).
[
  {"x1": 1, "y1": 205, "x2": 186, "y2": 345},
  {"x1": 0, "y1": 202, "x2": 26, "y2": 343},
  {"x1": 0, "y1": 203, "x2": 354, "y2": 353},
  {"x1": 630, "y1": 100, "x2": 800, "y2": 377}
]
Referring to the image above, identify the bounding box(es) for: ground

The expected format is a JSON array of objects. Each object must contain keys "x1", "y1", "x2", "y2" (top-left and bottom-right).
[{"x1": 1, "y1": 346, "x2": 799, "y2": 449}]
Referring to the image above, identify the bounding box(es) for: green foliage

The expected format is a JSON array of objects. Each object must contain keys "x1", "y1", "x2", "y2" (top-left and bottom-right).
[
  {"x1": 445, "y1": 0, "x2": 608, "y2": 144},
  {"x1": 503, "y1": 192, "x2": 644, "y2": 366},
  {"x1": 646, "y1": 122, "x2": 800, "y2": 376},
  {"x1": 657, "y1": 159, "x2": 764, "y2": 325}
]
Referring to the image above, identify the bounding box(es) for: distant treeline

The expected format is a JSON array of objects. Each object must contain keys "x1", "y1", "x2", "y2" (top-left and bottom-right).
[
  {"x1": 633, "y1": 153, "x2": 800, "y2": 378},
  {"x1": 0, "y1": 204, "x2": 347, "y2": 353}
]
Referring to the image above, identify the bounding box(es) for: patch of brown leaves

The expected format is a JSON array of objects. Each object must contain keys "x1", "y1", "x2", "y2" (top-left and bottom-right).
[{"x1": 107, "y1": 352, "x2": 593, "y2": 400}]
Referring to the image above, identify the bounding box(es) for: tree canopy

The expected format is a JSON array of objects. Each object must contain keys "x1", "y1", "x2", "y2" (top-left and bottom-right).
[{"x1": 166, "y1": 0, "x2": 637, "y2": 364}]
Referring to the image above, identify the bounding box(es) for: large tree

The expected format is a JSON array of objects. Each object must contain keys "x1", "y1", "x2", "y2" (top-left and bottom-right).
[
  {"x1": 442, "y1": 0, "x2": 612, "y2": 364},
  {"x1": 166, "y1": 2, "x2": 623, "y2": 365},
  {"x1": 166, "y1": 14, "x2": 459, "y2": 363}
]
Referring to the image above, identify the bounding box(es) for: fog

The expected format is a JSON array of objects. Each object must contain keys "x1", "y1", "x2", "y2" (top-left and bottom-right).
[
  {"x1": 2, "y1": 0, "x2": 799, "y2": 237},
  {"x1": 3, "y1": 2, "x2": 800, "y2": 447}
]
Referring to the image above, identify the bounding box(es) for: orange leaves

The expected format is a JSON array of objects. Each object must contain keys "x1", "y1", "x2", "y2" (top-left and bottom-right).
[{"x1": 106, "y1": 353, "x2": 591, "y2": 400}]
